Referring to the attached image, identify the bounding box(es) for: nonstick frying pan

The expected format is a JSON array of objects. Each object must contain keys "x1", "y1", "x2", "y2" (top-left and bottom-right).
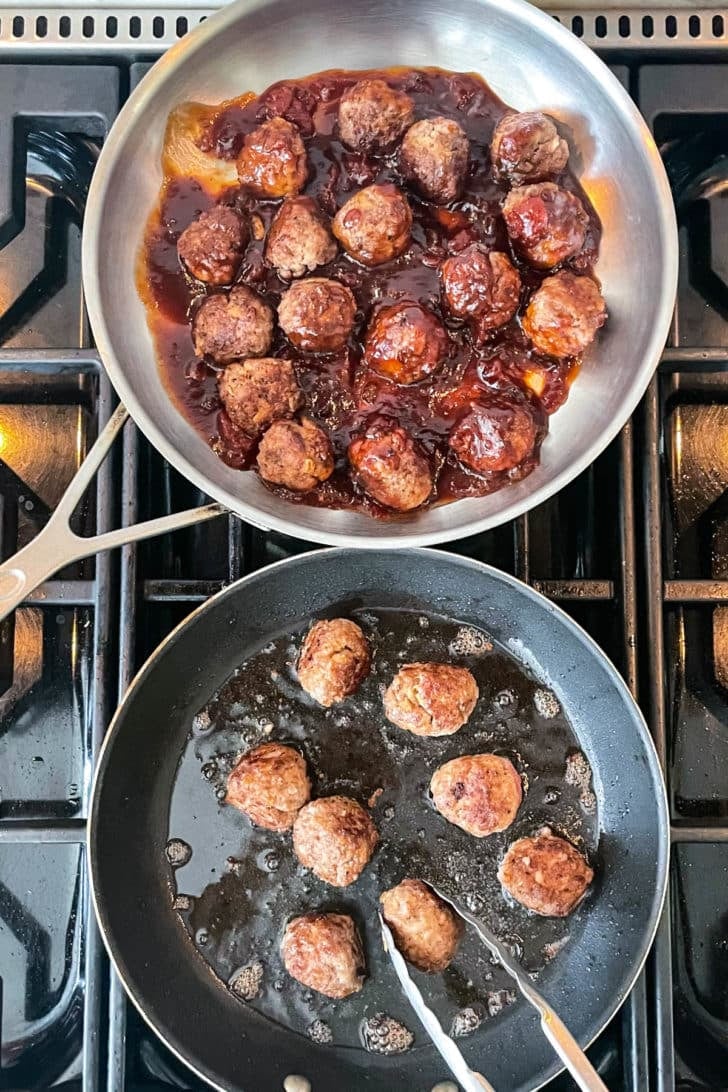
[{"x1": 89, "y1": 548, "x2": 669, "y2": 1092}]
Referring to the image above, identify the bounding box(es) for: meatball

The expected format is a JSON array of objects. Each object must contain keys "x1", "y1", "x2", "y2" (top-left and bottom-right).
[
  {"x1": 498, "y1": 829, "x2": 594, "y2": 916},
  {"x1": 265, "y1": 196, "x2": 337, "y2": 280},
  {"x1": 430, "y1": 753, "x2": 522, "y2": 837},
  {"x1": 281, "y1": 913, "x2": 365, "y2": 998},
  {"x1": 293, "y1": 795, "x2": 378, "y2": 886},
  {"x1": 177, "y1": 205, "x2": 248, "y2": 286},
  {"x1": 380, "y1": 879, "x2": 463, "y2": 972},
  {"x1": 349, "y1": 420, "x2": 433, "y2": 512},
  {"x1": 502, "y1": 182, "x2": 588, "y2": 269},
  {"x1": 237, "y1": 117, "x2": 308, "y2": 198},
  {"x1": 363, "y1": 302, "x2": 448, "y2": 384},
  {"x1": 522, "y1": 271, "x2": 607, "y2": 359},
  {"x1": 226, "y1": 742, "x2": 310, "y2": 831},
  {"x1": 399, "y1": 117, "x2": 469, "y2": 204},
  {"x1": 297, "y1": 618, "x2": 371, "y2": 707},
  {"x1": 218, "y1": 358, "x2": 302, "y2": 435},
  {"x1": 338, "y1": 78, "x2": 415, "y2": 152},
  {"x1": 440, "y1": 245, "x2": 521, "y2": 337},
  {"x1": 257, "y1": 417, "x2": 334, "y2": 492},
  {"x1": 449, "y1": 396, "x2": 538, "y2": 475},
  {"x1": 333, "y1": 184, "x2": 412, "y2": 267},
  {"x1": 384, "y1": 662, "x2": 478, "y2": 736},
  {"x1": 491, "y1": 111, "x2": 569, "y2": 182},
  {"x1": 192, "y1": 285, "x2": 273, "y2": 364},
  {"x1": 278, "y1": 277, "x2": 357, "y2": 353}
]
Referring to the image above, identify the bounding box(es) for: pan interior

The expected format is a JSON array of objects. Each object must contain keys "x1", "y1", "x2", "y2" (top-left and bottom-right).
[{"x1": 168, "y1": 606, "x2": 599, "y2": 1051}]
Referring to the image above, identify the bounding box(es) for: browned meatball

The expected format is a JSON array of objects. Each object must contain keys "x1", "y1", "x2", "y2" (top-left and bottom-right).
[
  {"x1": 498, "y1": 829, "x2": 594, "y2": 916},
  {"x1": 257, "y1": 417, "x2": 334, "y2": 491},
  {"x1": 449, "y1": 397, "x2": 538, "y2": 475},
  {"x1": 297, "y1": 618, "x2": 371, "y2": 707},
  {"x1": 363, "y1": 302, "x2": 448, "y2": 384},
  {"x1": 293, "y1": 796, "x2": 378, "y2": 886},
  {"x1": 384, "y1": 662, "x2": 478, "y2": 736},
  {"x1": 192, "y1": 285, "x2": 273, "y2": 364},
  {"x1": 440, "y1": 244, "x2": 521, "y2": 336},
  {"x1": 380, "y1": 879, "x2": 463, "y2": 972},
  {"x1": 265, "y1": 197, "x2": 337, "y2": 280},
  {"x1": 281, "y1": 913, "x2": 365, "y2": 998},
  {"x1": 177, "y1": 205, "x2": 248, "y2": 286},
  {"x1": 491, "y1": 111, "x2": 569, "y2": 182},
  {"x1": 333, "y1": 184, "x2": 412, "y2": 267},
  {"x1": 522, "y1": 271, "x2": 607, "y2": 359},
  {"x1": 218, "y1": 358, "x2": 302, "y2": 436},
  {"x1": 237, "y1": 117, "x2": 308, "y2": 198},
  {"x1": 502, "y1": 182, "x2": 588, "y2": 269},
  {"x1": 278, "y1": 277, "x2": 357, "y2": 353},
  {"x1": 431, "y1": 753, "x2": 522, "y2": 837},
  {"x1": 400, "y1": 117, "x2": 469, "y2": 204},
  {"x1": 338, "y1": 78, "x2": 415, "y2": 152},
  {"x1": 349, "y1": 420, "x2": 433, "y2": 512},
  {"x1": 226, "y1": 742, "x2": 310, "y2": 831}
]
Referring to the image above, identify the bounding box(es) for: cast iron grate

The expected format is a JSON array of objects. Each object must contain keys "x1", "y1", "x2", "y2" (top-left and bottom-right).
[{"x1": 0, "y1": 31, "x2": 726, "y2": 1092}]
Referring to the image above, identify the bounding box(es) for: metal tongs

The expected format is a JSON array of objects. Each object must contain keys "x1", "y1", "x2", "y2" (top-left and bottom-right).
[{"x1": 378, "y1": 882, "x2": 609, "y2": 1092}]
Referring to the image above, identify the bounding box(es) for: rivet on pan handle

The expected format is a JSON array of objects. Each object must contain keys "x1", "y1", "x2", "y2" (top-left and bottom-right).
[{"x1": 0, "y1": 403, "x2": 232, "y2": 622}]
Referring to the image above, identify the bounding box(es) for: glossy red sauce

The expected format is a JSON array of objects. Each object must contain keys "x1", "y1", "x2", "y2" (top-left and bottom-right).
[{"x1": 139, "y1": 67, "x2": 600, "y2": 517}]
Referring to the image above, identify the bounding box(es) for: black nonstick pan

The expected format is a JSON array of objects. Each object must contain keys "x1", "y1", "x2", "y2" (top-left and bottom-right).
[{"x1": 89, "y1": 549, "x2": 669, "y2": 1092}]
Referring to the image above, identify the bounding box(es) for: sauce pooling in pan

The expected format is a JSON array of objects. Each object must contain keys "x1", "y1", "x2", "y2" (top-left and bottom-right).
[
  {"x1": 167, "y1": 607, "x2": 599, "y2": 1049},
  {"x1": 139, "y1": 67, "x2": 603, "y2": 519}
]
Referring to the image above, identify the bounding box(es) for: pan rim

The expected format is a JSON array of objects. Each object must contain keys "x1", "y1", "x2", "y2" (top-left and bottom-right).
[
  {"x1": 88, "y1": 545, "x2": 670, "y2": 1092},
  {"x1": 80, "y1": 0, "x2": 678, "y2": 548}
]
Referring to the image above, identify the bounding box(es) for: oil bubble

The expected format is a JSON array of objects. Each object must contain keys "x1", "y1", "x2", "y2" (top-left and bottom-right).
[{"x1": 166, "y1": 838, "x2": 192, "y2": 867}]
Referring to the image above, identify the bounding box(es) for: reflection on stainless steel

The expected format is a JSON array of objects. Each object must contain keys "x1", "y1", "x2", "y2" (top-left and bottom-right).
[
  {"x1": 0, "y1": 607, "x2": 42, "y2": 721},
  {"x1": 668, "y1": 405, "x2": 728, "y2": 533}
]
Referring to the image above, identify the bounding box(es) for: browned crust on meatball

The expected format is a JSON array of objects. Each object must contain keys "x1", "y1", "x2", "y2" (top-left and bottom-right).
[
  {"x1": 491, "y1": 111, "x2": 569, "y2": 182},
  {"x1": 177, "y1": 205, "x2": 248, "y2": 286},
  {"x1": 265, "y1": 197, "x2": 337, "y2": 280},
  {"x1": 363, "y1": 301, "x2": 448, "y2": 384},
  {"x1": 380, "y1": 878, "x2": 463, "y2": 972},
  {"x1": 293, "y1": 795, "x2": 379, "y2": 886},
  {"x1": 338, "y1": 78, "x2": 415, "y2": 152},
  {"x1": 384, "y1": 662, "x2": 479, "y2": 736},
  {"x1": 218, "y1": 358, "x2": 302, "y2": 435},
  {"x1": 502, "y1": 182, "x2": 588, "y2": 270},
  {"x1": 256, "y1": 417, "x2": 334, "y2": 492},
  {"x1": 498, "y1": 830, "x2": 594, "y2": 916},
  {"x1": 192, "y1": 285, "x2": 273, "y2": 364},
  {"x1": 430, "y1": 753, "x2": 522, "y2": 836},
  {"x1": 278, "y1": 277, "x2": 357, "y2": 353},
  {"x1": 440, "y1": 245, "x2": 521, "y2": 336},
  {"x1": 332, "y1": 184, "x2": 413, "y2": 267},
  {"x1": 297, "y1": 618, "x2": 371, "y2": 707},
  {"x1": 449, "y1": 398, "x2": 538, "y2": 475},
  {"x1": 399, "y1": 116, "x2": 470, "y2": 204},
  {"x1": 281, "y1": 913, "x2": 365, "y2": 998},
  {"x1": 237, "y1": 117, "x2": 308, "y2": 198},
  {"x1": 522, "y1": 271, "x2": 607, "y2": 359},
  {"x1": 226, "y1": 742, "x2": 311, "y2": 831},
  {"x1": 348, "y1": 421, "x2": 433, "y2": 512}
]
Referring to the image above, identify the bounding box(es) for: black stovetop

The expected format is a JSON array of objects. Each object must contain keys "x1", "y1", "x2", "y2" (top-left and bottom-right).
[{"x1": 0, "y1": 44, "x2": 727, "y2": 1092}]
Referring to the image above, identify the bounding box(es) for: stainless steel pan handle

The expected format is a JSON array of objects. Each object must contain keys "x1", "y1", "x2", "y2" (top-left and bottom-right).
[{"x1": 0, "y1": 403, "x2": 231, "y2": 622}]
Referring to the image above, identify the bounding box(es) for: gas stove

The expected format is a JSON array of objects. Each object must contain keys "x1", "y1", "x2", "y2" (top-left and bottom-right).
[{"x1": 0, "y1": 9, "x2": 726, "y2": 1090}]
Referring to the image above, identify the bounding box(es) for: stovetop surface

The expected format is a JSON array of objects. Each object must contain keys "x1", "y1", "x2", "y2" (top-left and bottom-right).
[{"x1": 0, "y1": 19, "x2": 727, "y2": 1092}]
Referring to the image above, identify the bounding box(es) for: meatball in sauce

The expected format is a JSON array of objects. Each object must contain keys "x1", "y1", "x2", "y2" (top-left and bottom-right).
[
  {"x1": 491, "y1": 110, "x2": 569, "y2": 182},
  {"x1": 218, "y1": 358, "x2": 302, "y2": 436},
  {"x1": 256, "y1": 417, "x2": 334, "y2": 492},
  {"x1": 502, "y1": 182, "x2": 588, "y2": 269},
  {"x1": 237, "y1": 116, "x2": 308, "y2": 198},
  {"x1": 265, "y1": 196, "x2": 337, "y2": 280},
  {"x1": 297, "y1": 618, "x2": 371, "y2": 707},
  {"x1": 281, "y1": 913, "x2": 365, "y2": 998},
  {"x1": 399, "y1": 116, "x2": 469, "y2": 204},
  {"x1": 349, "y1": 419, "x2": 433, "y2": 512},
  {"x1": 226, "y1": 742, "x2": 310, "y2": 831},
  {"x1": 363, "y1": 301, "x2": 449, "y2": 384},
  {"x1": 338, "y1": 78, "x2": 415, "y2": 152},
  {"x1": 449, "y1": 395, "x2": 540, "y2": 476},
  {"x1": 278, "y1": 277, "x2": 357, "y2": 353},
  {"x1": 431, "y1": 753, "x2": 523, "y2": 837},
  {"x1": 380, "y1": 879, "x2": 463, "y2": 972},
  {"x1": 293, "y1": 795, "x2": 378, "y2": 886},
  {"x1": 522, "y1": 271, "x2": 607, "y2": 359},
  {"x1": 499, "y1": 829, "x2": 593, "y2": 916},
  {"x1": 384, "y1": 662, "x2": 478, "y2": 736},
  {"x1": 440, "y1": 244, "x2": 521, "y2": 338},
  {"x1": 177, "y1": 204, "x2": 248, "y2": 285},
  {"x1": 332, "y1": 183, "x2": 413, "y2": 267},
  {"x1": 192, "y1": 285, "x2": 273, "y2": 364}
]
